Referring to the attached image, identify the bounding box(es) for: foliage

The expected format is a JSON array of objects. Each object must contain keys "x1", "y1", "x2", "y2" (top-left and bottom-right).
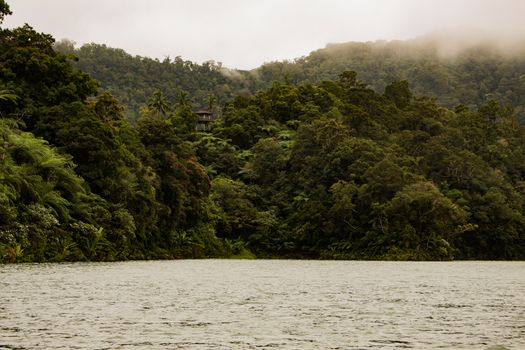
[
  {"x1": 197, "y1": 74, "x2": 525, "y2": 260},
  {"x1": 56, "y1": 42, "x2": 257, "y2": 121},
  {"x1": 0, "y1": 5, "x2": 225, "y2": 262},
  {"x1": 61, "y1": 38, "x2": 525, "y2": 123},
  {"x1": 1, "y1": 2, "x2": 524, "y2": 261}
]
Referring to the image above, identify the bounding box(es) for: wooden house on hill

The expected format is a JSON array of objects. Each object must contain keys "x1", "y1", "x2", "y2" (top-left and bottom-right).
[{"x1": 195, "y1": 110, "x2": 219, "y2": 131}]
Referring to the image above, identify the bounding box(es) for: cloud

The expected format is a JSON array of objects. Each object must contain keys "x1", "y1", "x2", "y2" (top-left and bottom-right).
[{"x1": 4, "y1": 0, "x2": 525, "y2": 69}]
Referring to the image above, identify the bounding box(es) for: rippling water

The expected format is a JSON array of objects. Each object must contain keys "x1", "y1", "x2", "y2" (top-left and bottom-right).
[{"x1": 0, "y1": 260, "x2": 523, "y2": 349}]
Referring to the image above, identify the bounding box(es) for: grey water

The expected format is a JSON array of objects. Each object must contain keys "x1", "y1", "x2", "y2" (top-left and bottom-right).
[{"x1": 0, "y1": 260, "x2": 523, "y2": 349}]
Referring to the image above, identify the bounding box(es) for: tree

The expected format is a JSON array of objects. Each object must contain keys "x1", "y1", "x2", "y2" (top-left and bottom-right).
[
  {"x1": 93, "y1": 91, "x2": 125, "y2": 121},
  {"x1": 0, "y1": 0, "x2": 11, "y2": 24},
  {"x1": 177, "y1": 90, "x2": 191, "y2": 108},
  {"x1": 339, "y1": 71, "x2": 366, "y2": 90},
  {"x1": 379, "y1": 181, "x2": 467, "y2": 260},
  {"x1": 208, "y1": 93, "x2": 217, "y2": 113},
  {"x1": 146, "y1": 89, "x2": 170, "y2": 117},
  {"x1": 241, "y1": 137, "x2": 289, "y2": 185},
  {"x1": 384, "y1": 80, "x2": 412, "y2": 109}
]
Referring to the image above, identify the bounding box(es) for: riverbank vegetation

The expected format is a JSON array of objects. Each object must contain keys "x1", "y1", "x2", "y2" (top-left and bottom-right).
[{"x1": 1, "y1": 1, "x2": 524, "y2": 262}]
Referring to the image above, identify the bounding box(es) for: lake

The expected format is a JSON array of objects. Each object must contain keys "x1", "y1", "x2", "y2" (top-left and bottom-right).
[{"x1": 0, "y1": 260, "x2": 523, "y2": 349}]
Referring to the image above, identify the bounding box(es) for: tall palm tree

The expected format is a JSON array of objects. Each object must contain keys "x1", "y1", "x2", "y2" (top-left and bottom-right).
[
  {"x1": 208, "y1": 93, "x2": 217, "y2": 113},
  {"x1": 177, "y1": 90, "x2": 192, "y2": 108},
  {"x1": 146, "y1": 89, "x2": 170, "y2": 116}
]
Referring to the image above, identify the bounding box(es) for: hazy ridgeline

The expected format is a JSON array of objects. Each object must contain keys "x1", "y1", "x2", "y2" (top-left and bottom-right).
[
  {"x1": 56, "y1": 35, "x2": 525, "y2": 122},
  {"x1": 1, "y1": 0, "x2": 525, "y2": 262}
]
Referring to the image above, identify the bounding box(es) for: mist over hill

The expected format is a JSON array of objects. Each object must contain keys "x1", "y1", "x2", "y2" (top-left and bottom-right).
[
  {"x1": 257, "y1": 37, "x2": 525, "y2": 117},
  {"x1": 56, "y1": 36, "x2": 525, "y2": 120}
]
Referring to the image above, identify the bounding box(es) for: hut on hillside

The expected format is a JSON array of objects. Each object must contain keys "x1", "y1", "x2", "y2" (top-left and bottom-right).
[{"x1": 194, "y1": 110, "x2": 219, "y2": 131}]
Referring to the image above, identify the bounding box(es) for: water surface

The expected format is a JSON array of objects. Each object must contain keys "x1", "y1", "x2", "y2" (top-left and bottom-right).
[{"x1": 0, "y1": 260, "x2": 523, "y2": 349}]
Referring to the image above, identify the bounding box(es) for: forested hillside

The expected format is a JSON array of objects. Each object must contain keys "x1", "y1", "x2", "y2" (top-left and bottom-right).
[
  {"x1": 0, "y1": 4, "x2": 225, "y2": 262},
  {"x1": 202, "y1": 74, "x2": 525, "y2": 260},
  {"x1": 257, "y1": 39, "x2": 525, "y2": 116},
  {"x1": 59, "y1": 37, "x2": 525, "y2": 121},
  {"x1": 54, "y1": 40, "x2": 257, "y2": 120},
  {"x1": 1, "y1": 1, "x2": 524, "y2": 262}
]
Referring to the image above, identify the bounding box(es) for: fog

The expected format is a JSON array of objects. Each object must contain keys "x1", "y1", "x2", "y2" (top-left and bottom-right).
[
  {"x1": 3, "y1": 0, "x2": 525, "y2": 69},
  {"x1": 421, "y1": 32, "x2": 525, "y2": 59}
]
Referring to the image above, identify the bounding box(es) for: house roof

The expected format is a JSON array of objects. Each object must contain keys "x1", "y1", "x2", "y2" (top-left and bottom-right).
[{"x1": 194, "y1": 110, "x2": 212, "y2": 115}]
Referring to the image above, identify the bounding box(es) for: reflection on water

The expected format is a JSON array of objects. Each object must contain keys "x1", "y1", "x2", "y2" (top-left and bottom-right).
[{"x1": 0, "y1": 260, "x2": 523, "y2": 349}]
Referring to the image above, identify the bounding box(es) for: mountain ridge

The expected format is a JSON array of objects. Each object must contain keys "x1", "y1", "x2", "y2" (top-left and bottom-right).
[{"x1": 55, "y1": 37, "x2": 525, "y2": 121}]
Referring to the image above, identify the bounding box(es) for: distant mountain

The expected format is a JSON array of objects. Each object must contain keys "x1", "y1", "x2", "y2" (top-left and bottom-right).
[
  {"x1": 56, "y1": 37, "x2": 525, "y2": 120},
  {"x1": 256, "y1": 38, "x2": 525, "y2": 118},
  {"x1": 54, "y1": 40, "x2": 258, "y2": 120}
]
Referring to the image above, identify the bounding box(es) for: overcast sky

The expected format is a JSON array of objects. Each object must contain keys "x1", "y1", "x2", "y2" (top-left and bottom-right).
[{"x1": 4, "y1": 0, "x2": 525, "y2": 69}]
